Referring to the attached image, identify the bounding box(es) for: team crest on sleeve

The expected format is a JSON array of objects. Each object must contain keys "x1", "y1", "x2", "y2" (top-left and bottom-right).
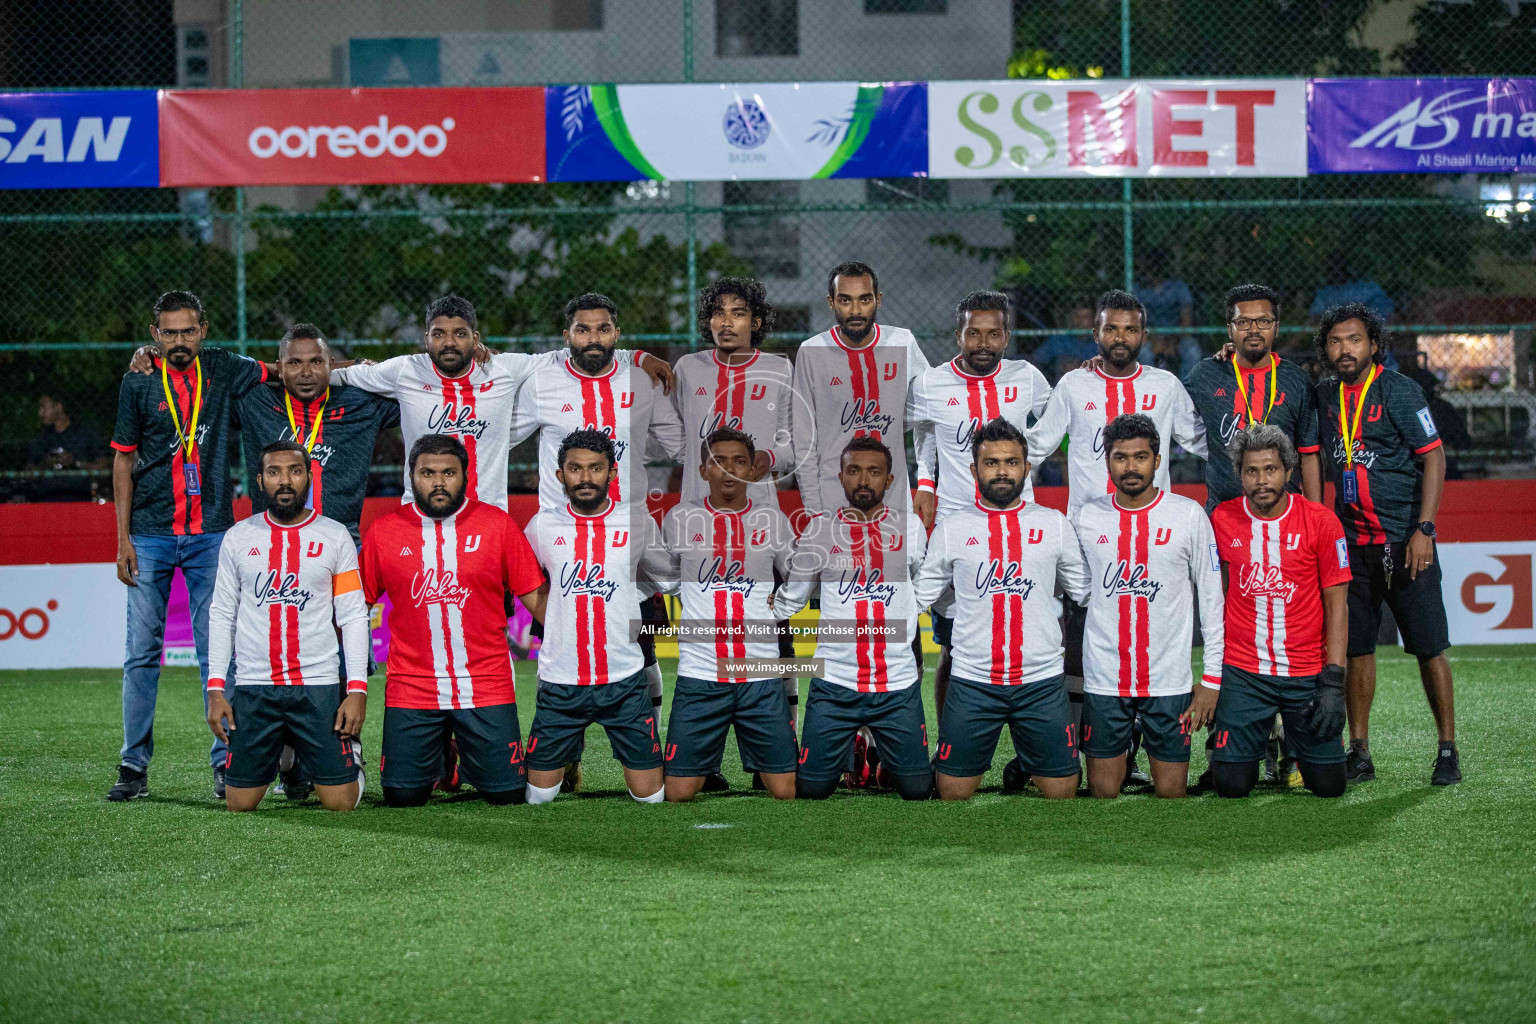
[
  {"x1": 1209, "y1": 543, "x2": 1221, "y2": 571},
  {"x1": 1417, "y1": 408, "x2": 1438, "y2": 437},
  {"x1": 1336, "y1": 538, "x2": 1350, "y2": 568}
]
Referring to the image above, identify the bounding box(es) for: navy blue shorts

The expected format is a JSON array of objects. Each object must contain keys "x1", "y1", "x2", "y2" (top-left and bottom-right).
[
  {"x1": 381, "y1": 702, "x2": 525, "y2": 793},
  {"x1": 798, "y1": 680, "x2": 929, "y2": 783},
  {"x1": 1082, "y1": 692, "x2": 1194, "y2": 763},
  {"x1": 225, "y1": 684, "x2": 360, "y2": 789},
  {"x1": 526, "y1": 670, "x2": 663, "y2": 772},
  {"x1": 936, "y1": 674, "x2": 1078, "y2": 778},
  {"x1": 664, "y1": 675, "x2": 798, "y2": 777},
  {"x1": 1211, "y1": 665, "x2": 1345, "y2": 766}
]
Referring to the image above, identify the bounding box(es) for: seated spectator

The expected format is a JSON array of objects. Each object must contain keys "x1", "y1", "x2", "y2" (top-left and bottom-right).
[
  {"x1": 1310, "y1": 249, "x2": 1394, "y2": 322},
  {"x1": 26, "y1": 394, "x2": 108, "y2": 500},
  {"x1": 1032, "y1": 301, "x2": 1097, "y2": 383},
  {"x1": 1134, "y1": 247, "x2": 1201, "y2": 377}
]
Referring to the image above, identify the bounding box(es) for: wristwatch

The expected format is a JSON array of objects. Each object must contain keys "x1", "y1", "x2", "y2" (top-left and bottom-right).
[{"x1": 1416, "y1": 521, "x2": 1436, "y2": 538}]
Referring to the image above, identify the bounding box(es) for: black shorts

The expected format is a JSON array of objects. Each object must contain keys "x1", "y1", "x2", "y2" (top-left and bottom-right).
[
  {"x1": 936, "y1": 674, "x2": 1078, "y2": 778},
  {"x1": 224, "y1": 684, "x2": 360, "y2": 789},
  {"x1": 381, "y1": 703, "x2": 526, "y2": 793},
  {"x1": 526, "y1": 669, "x2": 663, "y2": 772},
  {"x1": 1062, "y1": 601, "x2": 1087, "y2": 678},
  {"x1": 931, "y1": 612, "x2": 954, "y2": 648},
  {"x1": 798, "y1": 679, "x2": 930, "y2": 783},
  {"x1": 1211, "y1": 665, "x2": 1345, "y2": 766},
  {"x1": 1082, "y1": 692, "x2": 1194, "y2": 763},
  {"x1": 1347, "y1": 542, "x2": 1450, "y2": 660},
  {"x1": 664, "y1": 675, "x2": 798, "y2": 777}
]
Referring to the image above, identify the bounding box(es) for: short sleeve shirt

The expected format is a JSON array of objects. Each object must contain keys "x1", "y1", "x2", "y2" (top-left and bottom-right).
[{"x1": 1183, "y1": 355, "x2": 1320, "y2": 509}]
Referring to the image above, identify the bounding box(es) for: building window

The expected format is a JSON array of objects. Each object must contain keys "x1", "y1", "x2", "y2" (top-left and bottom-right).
[
  {"x1": 177, "y1": 25, "x2": 211, "y2": 87},
  {"x1": 724, "y1": 181, "x2": 800, "y2": 279},
  {"x1": 716, "y1": 0, "x2": 799, "y2": 57},
  {"x1": 865, "y1": 0, "x2": 947, "y2": 12},
  {"x1": 865, "y1": 177, "x2": 951, "y2": 204}
]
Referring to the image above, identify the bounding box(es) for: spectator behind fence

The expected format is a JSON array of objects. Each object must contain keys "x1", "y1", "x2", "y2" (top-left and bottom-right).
[
  {"x1": 1310, "y1": 250, "x2": 1398, "y2": 368},
  {"x1": 1032, "y1": 301, "x2": 1097, "y2": 383},
  {"x1": 25, "y1": 394, "x2": 109, "y2": 501},
  {"x1": 1134, "y1": 247, "x2": 1202, "y2": 378}
]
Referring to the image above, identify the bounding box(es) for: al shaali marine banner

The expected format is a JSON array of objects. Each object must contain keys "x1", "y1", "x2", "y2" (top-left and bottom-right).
[
  {"x1": 544, "y1": 81, "x2": 927, "y2": 182},
  {"x1": 1308, "y1": 77, "x2": 1536, "y2": 174}
]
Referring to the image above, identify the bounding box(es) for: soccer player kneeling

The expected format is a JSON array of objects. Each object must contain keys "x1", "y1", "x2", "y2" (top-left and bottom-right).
[
  {"x1": 1074, "y1": 414, "x2": 1225, "y2": 798},
  {"x1": 205, "y1": 441, "x2": 370, "y2": 812},
  {"x1": 521, "y1": 430, "x2": 675, "y2": 804},
  {"x1": 914, "y1": 419, "x2": 1090, "y2": 801},
  {"x1": 659, "y1": 429, "x2": 799, "y2": 801},
  {"x1": 776, "y1": 437, "x2": 932, "y2": 800},
  {"x1": 359, "y1": 435, "x2": 547, "y2": 807},
  {"x1": 1209, "y1": 425, "x2": 1351, "y2": 799}
]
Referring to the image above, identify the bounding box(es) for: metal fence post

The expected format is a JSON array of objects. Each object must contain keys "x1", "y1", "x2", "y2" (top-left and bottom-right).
[
  {"x1": 1120, "y1": 0, "x2": 1133, "y2": 293},
  {"x1": 683, "y1": 0, "x2": 699, "y2": 349},
  {"x1": 232, "y1": 0, "x2": 248, "y2": 354}
]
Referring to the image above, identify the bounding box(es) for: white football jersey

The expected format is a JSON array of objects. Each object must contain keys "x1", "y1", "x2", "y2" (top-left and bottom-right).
[
  {"x1": 914, "y1": 499, "x2": 1090, "y2": 687},
  {"x1": 776, "y1": 506, "x2": 928, "y2": 693},
  {"x1": 660, "y1": 498, "x2": 795, "y2": 683},
  {"x1": 1074, "y1": 490, "x2": 1225, "y2": 697},
  {"x1": 333, "y1": 349, "x2": 582, "y2": 510},
  {"x1": 671, "y1": 349, "x2": 794, "y2": 507},
  {"x1": 206, "y1": 511, "x2": 370, "y2": 691},
  {"x1": 511, "y1": 357, "x2": 686, "y2": 512},
  {"x1": 525, "y1": 499, "x2": 673, "y2": 686},
  {"x1": 912, "y1": 356, "x2": 1052, "y2": 516},
  {"x1": 789, "y1": 325, "x2": 931, "y2": 514},
  {"x1": 1026, "y1": 364, "x2": 1208, "y2": 518}
]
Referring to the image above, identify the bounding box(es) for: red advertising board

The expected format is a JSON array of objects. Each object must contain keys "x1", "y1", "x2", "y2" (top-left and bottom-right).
[{"x1": 158, "y1": 87, "x2": 544, "y2": 187}]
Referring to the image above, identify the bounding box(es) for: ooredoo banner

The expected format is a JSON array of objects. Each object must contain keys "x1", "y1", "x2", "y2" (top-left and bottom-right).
[
  {"x1": 1308, "y1": 77, "x2": 1536, "y2": 174},
  {"x1": 928, "y1": 79, "x2": 1307, "y2": 178},
  {"x1": 0, "y1": 564, "x2": 126, "y2": 669},
  {"x1": 545, "y1": 82, "x2": 927, "y2": 182},
  {"x1": 158, "y1": 87, "x2": 545, "y2": 187}
]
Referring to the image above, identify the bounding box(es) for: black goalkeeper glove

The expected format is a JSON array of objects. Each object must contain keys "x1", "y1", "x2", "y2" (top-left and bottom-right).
[{"x1": 1310, "y1": 664, "x2": 1346, "y2": 739}]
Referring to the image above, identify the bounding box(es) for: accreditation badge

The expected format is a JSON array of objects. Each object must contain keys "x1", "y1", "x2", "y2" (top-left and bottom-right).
[
  {"x1": 1341, "y1": 467, "x2": 1359, "y2": 505},
  {"x1": 183, "y1": 463, "x2": 202, "y2": 496}
]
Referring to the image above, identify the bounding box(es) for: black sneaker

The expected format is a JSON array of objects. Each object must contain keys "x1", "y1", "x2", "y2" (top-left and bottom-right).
[
  {"x1": 280, "y1": 762, "x2": 314, "y2": 802},
  {"x1": 1189, "y1": 767, "x2": 1214, "y2": 795},
  {"x1": 1123, "y1": 754, "x2": 1151, "y2": 789},
  {"x1": 212, "y1": 765, "x2": 226, "y2": 800},
  {"x1": 1431, "y1": 747, "x2": 1461, "y2": 786},
  {"x1": 1001, "y1": 757, "x2": 1028, "y2": 795},
  {"x1": 106, "y1": 764, "x2": 149, "y2": 802},
  {"x1": 702, "y1": 772, "x2": 731, "y2": 792},
  {"x1": 1345, "y1": 748, "x2": 1376, "y2": 783}
]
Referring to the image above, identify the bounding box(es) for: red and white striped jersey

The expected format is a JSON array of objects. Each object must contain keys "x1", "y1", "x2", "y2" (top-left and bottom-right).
[
  {"x1": 671, "y1": 349, "x2": 794, "y2": 507},
  {"x1": 359, "y1": 499, "x2": 544, "y2": 709},
  {"x1": 914, "y1": 499, "x2": 1090, "y2": 686},
  {"x1": 525, "y1": 498, "x2": 673, "y2": 686},
  {"x1": 333, "y1": 349, "x2": 582, "y2": 510},
  {"x1": 1211, "y1": 494, "x2": 1352, "y2": 679},
  {"x1": 912, "y1": 357, "x2": 1052, "y2": 516},
  {"x1": 1073, "y1": 490, "x2": 1225, "y2": 697},
  {"x1": 776, "y1": 506, "x2": 928, "y2": 692},
  {"x1": 510, "y1": 357, "x2": 686, "y2": 512},
  {"x1": 789, "y1": 325, "x2": 932, "y2": 514},
  {"x1": 206, "y1": 511, "x2": 370, "y2": 692},
  {"x1": 1027, "y1": 365, "x2": 1208, "y2": 518},
  {"x1": 660, "y1": 498, "x2": 795, "y2": 682}
]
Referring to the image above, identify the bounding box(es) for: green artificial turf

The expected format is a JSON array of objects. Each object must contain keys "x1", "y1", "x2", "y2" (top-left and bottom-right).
[{"x1": 2, "y1": 648, "x2": 1533, "y2": 1023}]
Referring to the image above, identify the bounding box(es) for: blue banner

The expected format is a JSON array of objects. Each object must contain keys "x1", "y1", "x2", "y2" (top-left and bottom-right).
[
  {"x1": 0, "y1": 91, "x2": 159, "y2": 189},
  {"x1": 1309, "y1": 78, "x2": 1536, "y2": 174}
]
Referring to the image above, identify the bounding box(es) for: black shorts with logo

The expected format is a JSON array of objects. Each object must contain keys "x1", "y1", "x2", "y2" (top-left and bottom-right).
[
  {"x1": 1082, "y1": 692, "x2": 1194, "y2": 763},
  {"x1": 1347, "y1": 541, "x2": 1450, "y2": 660},
  {"x1": 381, "y1": 703, "x2": 526, "y2": 794},
  {"x1": 797, "y1": 679, "x2": 930, "y2": 783},
  {"x1": 224, "y1": 683, "x2": 360, "y2": 789},
  {"x1": 936, "y1": 674, "x2": 1079, "y2": 778},
  {"x1": 1211, "y1": 665, "x2": 1345, "y2": 766},
  {"x1": 526, "y1": 669, "x2": 664, "y2": 772},
  {"x1": 664, "y1": 675, "x2": 798, "y2": 777}
]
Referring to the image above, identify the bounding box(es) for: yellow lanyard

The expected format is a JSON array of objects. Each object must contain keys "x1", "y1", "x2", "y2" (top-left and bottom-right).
[
  {"x1": 160, "y1": 356, "x2": 203, "y2": 460},
  {"x1": 1338, "y1": 364, "x2": 1381, "y2": 470},
  {"x1": 1231, "y1": 353, "x2": 1278, "y2": 426},
  {"x1": 284, "y1": 389, "x2": 329, "y2": 452}
]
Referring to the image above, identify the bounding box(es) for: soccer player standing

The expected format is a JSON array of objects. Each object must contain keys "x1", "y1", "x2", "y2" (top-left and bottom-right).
[
  {"x1": 359, "y1": 435, "x2": 546, "y2": 807},
  {"x1": 659, "y1": 429, "x2": 799, "y2": 802},
  {"x1": 1208, "y1": 425, "x2": 1351, "y2": 799},
  {"x1": 520, "y1": 430, "x2": 676, "y2": 805},
  {"x1": 203, "y1": 441, "x2": 370, "y2": 812},
  {"x1": 775, "y1": 437, "x2": 932, "y2": 801},
  {"x1": 1313, "y1": 304, "x2": 1459, "y2": 785},
  {"x1": 107, "y1": 291, "x2": 273, "y2": 802},
  {"x1": 1074, "y1": 414, "x2": 1225, "y2": 799},
  {"x1": 913, "y1": 419, "x2": 1090, "y2": 801}
]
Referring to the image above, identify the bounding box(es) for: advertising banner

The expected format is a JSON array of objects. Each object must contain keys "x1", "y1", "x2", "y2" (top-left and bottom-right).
[
  {"x1": 0, "y1": 564, "x2": 126, "y2": 669},
  {"x1": 0, "y1": 90, "x2": 159, "y2": 189},
  {"x1": 1439, "y1": 542, "x2": 1536, "y2": 645},
  {"x1": 158, "y1": 87, "x2": 545, "y2": 187},
  {"x1": 545, "y1": 81, "x2": 927, "y2": 182},
  {"x1": 1308, "y1": 77, "x2": 1536, "y2": 173},
  {"x1": 928, "y1": 79, "x2": 1307, "y2": 178}
]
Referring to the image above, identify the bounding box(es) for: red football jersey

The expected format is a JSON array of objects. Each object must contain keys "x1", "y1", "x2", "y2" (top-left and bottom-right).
[
  {"x1": 1211, "y1": 494, "x2": 1352, "y2": 678},
  {"x1": 360, "y1": 499, "x2": 544, "y2": 709}
]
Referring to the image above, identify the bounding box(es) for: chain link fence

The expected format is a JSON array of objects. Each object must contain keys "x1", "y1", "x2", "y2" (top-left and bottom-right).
[{"x1": 3, "y1": 0, "x2": 1535, "y2": 499}]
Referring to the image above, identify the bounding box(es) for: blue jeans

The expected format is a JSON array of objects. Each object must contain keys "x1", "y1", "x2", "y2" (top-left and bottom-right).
[{"x1": 120, "y1": 532, "x2": 229, "y2": 771}]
